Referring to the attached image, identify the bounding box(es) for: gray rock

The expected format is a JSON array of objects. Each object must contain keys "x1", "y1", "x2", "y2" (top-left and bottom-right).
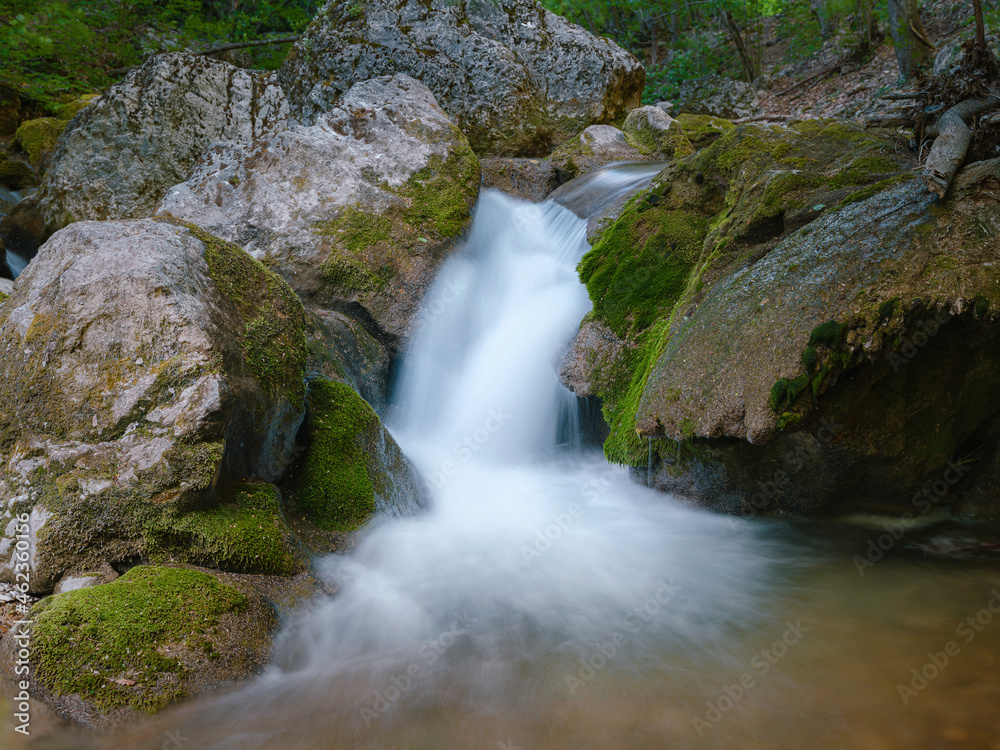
[
  {"x1": 1, "y1": 53, "x2": 288, "y2": 254},
  {"x1": 622, "y1": 106, "x2": 694, "y2": 157},
  {"x1": 934, "y1": 35, "x2": 1000, "y2": 76},
  {"x1": 559, "y1": 318, "x2": 627, "y2": 398},
  {"x1": 0, "y1": 219, "x2": 307, "y2": 591},
  {"x1": 480, "y1": 157, "x2": 562, "y2": 202},
  {"x1": 549, "y1": 124, "x2": 648, "y2": 181},
  {"x1": 679, "y1": 74, "x2": 760, "y2": 120},
  {"x1": 278, "y1": 0, "x2": 644, "y2": 156},
  {"x1": 157, "y1": 74, "x2": 479, "y2": 347}
]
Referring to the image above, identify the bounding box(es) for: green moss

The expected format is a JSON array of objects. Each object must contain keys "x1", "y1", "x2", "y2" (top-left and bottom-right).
[
  {"x1": 578, "y1": 202, "x2": 708, "y2": 337},
  {"x1": 314, "y1": 205, "x2": 392, "y2": 251},
  {"x1": 13, "y1": 117, "x2": 66, "y2": 164},
  {"x1": 769, "y1": 378, "x2": 789, "y2": 410},
  {"x1": 149, "y1": 481, "x2": 302, "y2": 575},
  {"x1": 0, "y1": 156, "x2": 39, "y2": 189},
  {"x1": 54, "y1": 98, "x2": 91, "y2": 121},
  {"x1": 296, "y1": 378, "x2": 378, "y2": 531},
  {"x1": 0, "y1": 292, "x2": 7, "y2": 304},
  {"x1": 31, "y1": 566, "x2": 247, "y2": 712},
  {"x1": 878, "y1": 299, "x2": 898, "y2": 322},
  {"x1": 401, "y1": 150, "x2": 479, "y2": 238},
  {"x1": 807, "y1": 319, "x2": 846, "y2": 347},
  {"x1": 674, "y1": 113, "x2": 735, "y2": 150},
  {"x1": 975, "y1": 296, "x2": 990, "y2": 318},
  {"x1": 801, "y1": 346, "x2": 818, "y2": 370},
  {"x1": 157, "y1": 219, "x2": 306, "y2": 409}
]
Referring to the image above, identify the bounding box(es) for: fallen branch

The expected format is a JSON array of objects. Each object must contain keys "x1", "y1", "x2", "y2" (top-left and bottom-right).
[
  {"x1": 879, "y1": 92, "x2": 929, "y2": 100},
  {"x1": 923, "y1": 96, "x2": 1000, "y2": 199},
  {"x1": 732, "y1": 114, "x2": 798, "y2": 123},
  {"x1": 106, "y1": 35, "x2": 299, "y2": 77},
  {"x1": 865, "y1": 114, "x2": 915, "y2": 128}
]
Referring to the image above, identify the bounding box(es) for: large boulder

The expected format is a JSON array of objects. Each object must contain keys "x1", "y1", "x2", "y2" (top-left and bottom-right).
[
  {"x1": 565, "y1": 120, "x2": 1000, "y2": 516},
  {"x1": 1, "y1": 565, "x2": 279, "y2": 728},
  {"x1": 1, "y1": 54, "x2": 288, "y2": 256},
  {"x1": 679, "y1": 74, "x2": 760, "y2": 120},
  {"x1": 0, "y1": 219, "x2": 309, "y2": 591},
  {"x1": 278, "y1": 0, "x2": 644, "y2": 156},
  {"x1": 157, "y1": 74, "x2": 480, "y2": 346}
]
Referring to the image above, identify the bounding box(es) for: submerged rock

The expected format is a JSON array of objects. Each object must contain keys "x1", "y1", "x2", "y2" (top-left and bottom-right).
[
  {"x1": 567, "y1": 120, "x2": 1000, "y2": 516},
  {"x1": 278, "y1": 0, "x2": 644, "y2": 156},
  {"x1": 1, "y1": 54, "x2": 288, "y2": 255},
  {"x1": 0, "y1": 219, "x2": 308, "y2": 591},
  {"x1": 157, "y1": 74, "x2": 479, "y2": 347}
]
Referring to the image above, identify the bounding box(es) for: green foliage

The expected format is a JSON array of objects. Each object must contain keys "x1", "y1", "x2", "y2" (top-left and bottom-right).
[
  {"x1": 31, "y1": 566, "x2": 247, "y2": 712},
  {"x1": 642, "y1": 39, "x2": 740, "y2": 104},
  {"x1": 0, "y1": 0, "x2": 318, "y2": 108}
]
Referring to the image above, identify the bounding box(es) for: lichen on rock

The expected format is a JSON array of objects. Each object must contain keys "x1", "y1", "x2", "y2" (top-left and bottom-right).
[
  {"x1": 0, "y1": 219, "x2": 308, "y2": 591},
  {"x1": 157, "y1": 73, "x2": 480, "y2": 347}
]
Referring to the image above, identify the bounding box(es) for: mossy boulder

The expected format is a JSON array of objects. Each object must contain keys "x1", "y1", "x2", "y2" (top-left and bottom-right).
[
  {"x1": 12, "y1": 117, "x2": 66, "y2": 168},
  {"x1": 1, "y1": 565, "x2": 277, "y2": 727},
  {"x1": 278, "y1": 0, "x2": 644, "y2": 156},
  {"x1": 0, "y1": 219, "x2": 308, "y2": 591},
  {"x1": 0, "y1": 54, "x2": 288, "y2": 257},
  {"x1": 0, "y1": 155, "x2": 39, "y2": 190},
  {"x1": 54, "y1": 94, "x2": 99, "y2": 121},
  {"x1": 549, "y1": 124, "x2": 651, "y2": 182},
  {"x1": 286, "y1": 377, "x2": 424, "y2": 537},
  {"x1": 563, "y1": 120, "x2": 1000, "y2": 516},
  {"x1": 622, "y1": 106, "x2": 695, "y2": 159},
  {"x1": 305, "y1": 309, "x2": 392, "y2": 411},
  {"x1": 158, "y1": 74, "x2": 480, "y2": 348},
  {"x1": 674, "y1": 113, "x2": 735, "y2": 150}
]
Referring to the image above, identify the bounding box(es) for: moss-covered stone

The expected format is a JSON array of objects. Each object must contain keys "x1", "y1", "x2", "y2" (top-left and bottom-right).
[
  {"x1": 293, "y1": 378, "x2": 379, "y2": 531},
  {"x1": 13, "y1": 117, "x2": 66, "y2": 166},
  {"x1": 0, "y1": 156, "x2": 39, "y2": 190},
  {"x1": 30, "y1": 566, "x2": 255, "y2": 713},
  {"x1": 54, "y1": 94, "x2": 98, "y2": 121},
  {"x1": 147, "y1": 480, "x2": 305, "y2": 576},
  {"x1": 674, "y1": 113, "x2": 735, "y2": 150},
  {"x1": 576, "y1": 119, "x2": 921, "y2": 466}
]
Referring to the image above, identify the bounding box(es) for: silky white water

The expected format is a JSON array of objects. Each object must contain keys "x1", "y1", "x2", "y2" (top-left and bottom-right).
[{"x1": 10, "y1": 177, "x2": 1000, "y2": 750}]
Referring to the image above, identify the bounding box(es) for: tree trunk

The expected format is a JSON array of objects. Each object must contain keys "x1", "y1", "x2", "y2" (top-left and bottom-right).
[
  {"x1": 650, "y1": 19, "x2": 658, "y2": 66},
  {"x1": 887, "y1": 0, "x2": 934, "y2": 82},
  {"x1": 811, "y1": 0, "x2": 840, "y2": 38}
]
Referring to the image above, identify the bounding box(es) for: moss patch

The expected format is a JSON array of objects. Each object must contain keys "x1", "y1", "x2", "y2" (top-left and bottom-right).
[
  {"x1": 157, "y1": 219, "x2": 307, "y2": 409},
  {"x1": 31, "y1": 566, "x2": 247, "y2": 712},
  {"x1": 294, "y1": 378, "x2": 378, "y2": 531},
  {"x1": 13, "y1": 117, "x2": 66, "y2": 165},
  {"x1": 148, "y1": 480, "x2": 303, "y2": 575},
  {"x1": 0, "y1": 156, "x2": 39, "y2": 189},
  {"x1": 674, "y1": 113, "x2": 735, "y2": 150}
]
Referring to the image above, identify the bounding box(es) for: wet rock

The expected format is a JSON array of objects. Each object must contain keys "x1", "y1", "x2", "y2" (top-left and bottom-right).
[
  {"x1": 549, "y1": 125, "x2": 648, "y2": 181},
  {"x1": 622, "y1": 106, "x2": 695, "y2": 158},
  {"x1": 305, "y1": 309, "x2": 392, "y2": 412},
  {"x1": 480, "y1": 157, "x2": 562, "y2": 202},
  {"x1": 559, "y1": 318, "x2": 627, "y2": 399},
  {"x1": 679, "y1": 74, "x2": 760, "y2": 120},
  {"x1": 278, "y1": 0, "x2": 644, "y2": 156},
  {"x1": 157, "y1": 74, "x2": 479, "y2": 347},
  {"x1": 0, "y1": 219, "x2": 309, "y2": 591},
  {"x1": 570, "y1": 120, "x2": 1000, "y2": 516},
  {"x1": 1, "y1": 54, "x2": 288, "y2": 255},
  {"x1": 283, "y1": 377, "x2": 424, "y2": 538}
]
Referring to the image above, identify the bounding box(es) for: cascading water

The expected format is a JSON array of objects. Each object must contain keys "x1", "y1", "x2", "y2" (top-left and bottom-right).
[{"x1": 13, "y1": 171, "x2": 1000, "y2": 750}]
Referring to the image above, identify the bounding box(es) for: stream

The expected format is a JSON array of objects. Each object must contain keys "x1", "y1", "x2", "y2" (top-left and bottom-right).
[{"x1": 3, "y1": 170, "x2": 1000, "y2": 749}]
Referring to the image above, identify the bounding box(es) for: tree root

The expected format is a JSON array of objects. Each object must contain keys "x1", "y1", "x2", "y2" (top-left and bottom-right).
[{"x1": 923, "y1": 97, "x2": 1000, "y2": 199}]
